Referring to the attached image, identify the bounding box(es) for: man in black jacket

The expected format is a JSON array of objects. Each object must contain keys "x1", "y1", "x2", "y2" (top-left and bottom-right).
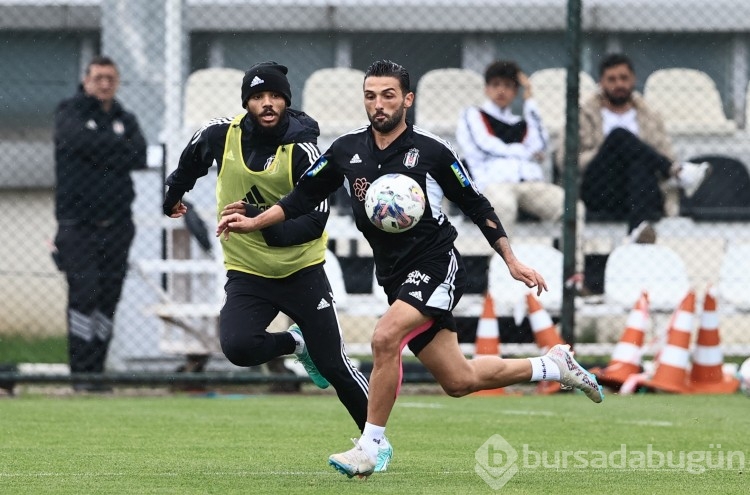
[
  {"x1": 218, "y1": 60, "x2": 604, "y2": 478},
  {"x1": 54, "y1": 56, "x2": 147, "y2": 390},
  {"x1": 163, "y1": 62, "x2": 390, "y2": 470}
]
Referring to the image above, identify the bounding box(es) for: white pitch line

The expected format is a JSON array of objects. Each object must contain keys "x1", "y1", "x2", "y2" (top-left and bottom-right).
[
  {"x1": 498, "y1": 409, "x2": 556, "y2": 416},
  {"x1": 616, "y1": 419, "x2": 674, "y2": 427}
]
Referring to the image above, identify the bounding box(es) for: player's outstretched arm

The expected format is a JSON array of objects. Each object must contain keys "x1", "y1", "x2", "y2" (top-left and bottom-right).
[
  {"x1": 221, "y1": 200, "x2": 247, "y2": 217},
  {"x1": 493, "y1": 236, "x2": 548, "y2": 296},
  {"x1": 216, "y1": 203, "x2": 286, "y2": 239}
]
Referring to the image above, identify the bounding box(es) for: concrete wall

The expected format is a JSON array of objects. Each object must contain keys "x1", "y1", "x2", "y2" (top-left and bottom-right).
[{"x1": 0, "y1": 189, "x2": 66, "y2": 336}]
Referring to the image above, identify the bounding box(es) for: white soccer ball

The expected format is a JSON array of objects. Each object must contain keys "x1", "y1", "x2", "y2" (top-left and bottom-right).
[
  {"x1": 739, "y1": 357, "x2": 750, "y2": 396},
  {"x1": 364, "y1": 173, "x2": 426, "y2": 233}
]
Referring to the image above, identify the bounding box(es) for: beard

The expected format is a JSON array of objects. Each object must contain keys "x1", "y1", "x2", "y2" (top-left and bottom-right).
[
  {"x1": 248, "y1": 109, "x2": 284, "y2": 135},
  {"x1": 369, "y1": 105, "x2": 405, "y2": 134},
  {"x1": 603, "y1": 88, "x2": 632, "y2": 107}
]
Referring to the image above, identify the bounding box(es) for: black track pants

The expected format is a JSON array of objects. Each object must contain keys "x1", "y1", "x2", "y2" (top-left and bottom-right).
[
  {"x1": 220, "y1": 267, "x2": 369, "y2": 431},
  {"x1": 55, "y1": 220, "x2": 134, "y2": 373}
]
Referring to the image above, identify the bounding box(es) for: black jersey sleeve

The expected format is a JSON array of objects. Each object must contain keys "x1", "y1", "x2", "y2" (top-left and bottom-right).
[
  {"x1": 244, "y1": 141, "x2": 329, "y2": 246},
  {"x1": 436, "y1": 146, "x2": 507, "y2": 245},
  {"x1": 244, "y1": 202, "x2": 328, "y2": 247},
  {"x1": 163, "y1": 118, "x2": 230, "y2": 214},
  {"x1": 277, "y1": 145, "x2": 345, "y2": 220}
]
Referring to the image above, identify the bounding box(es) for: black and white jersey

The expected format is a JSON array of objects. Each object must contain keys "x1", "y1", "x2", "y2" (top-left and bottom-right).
[{"x1": 278, "y1": 123, "x2": 506, "y2": 287}]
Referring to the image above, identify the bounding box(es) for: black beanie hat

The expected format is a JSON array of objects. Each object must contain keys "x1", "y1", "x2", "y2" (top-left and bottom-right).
[{"x1": 241, "y1": 61, "x2": 292, "y2": 107}]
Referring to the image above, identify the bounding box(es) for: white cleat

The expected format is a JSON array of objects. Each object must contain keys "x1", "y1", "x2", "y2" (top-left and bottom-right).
[
  {"x1": 546, "y1": 344, "x2": 604, "y2": 403},
  {"x1": 328, "y1": 439, "x2": 376, "y2": 479},
  {"x1": 678, "y1": 161, "x2": 711, "y2": 198}
]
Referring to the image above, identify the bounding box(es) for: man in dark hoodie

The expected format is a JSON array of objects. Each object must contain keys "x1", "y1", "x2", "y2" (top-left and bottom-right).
[
  {"x1": 54, "y1": 55, "x2": 147, "y2": 390},
  {"x1": 163, "y1": 62, "x2": 391, "y2": 470}
]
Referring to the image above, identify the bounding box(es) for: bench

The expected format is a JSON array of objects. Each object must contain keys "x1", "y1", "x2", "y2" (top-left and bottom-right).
[{"x1": 133, "y1": 258, "x2": 223, "y2": 356}]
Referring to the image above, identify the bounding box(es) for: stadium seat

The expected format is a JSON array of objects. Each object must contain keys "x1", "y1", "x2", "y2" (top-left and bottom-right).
[
  {"x1": 604, "y1": 244, "x2": 690, "y2": 312},
  {"x1": 414, "y1": 68, "x2": 485, "y2": 138},
  {"x1": 302, "y1": 67, "x2": 368, "y2": 144},
  {"x1": 324, "y1": 249, "x2": 349, "y2": 309},
  {"x1": 183, "y1": 67, "x2": 245, "y2": 136},
  {"x1": 679, "y1": 154, "x2": 750, "y2": 221},
  {"x1": 528, "y1": 68, "x2": 597, "y2": 136},
  {"x1": 644, "y1": 68, "x2": 736, "y2": 135},
  {"x1": 488, "y1": 243, "x2": 563, "y2": 316},
  {"x1": 371, "y1": 265, "x2": 389, "y2": 306},
  {"x1": 658, "y1": 234, "x2": 725, "y2": 296},
  {"x1": 718, "y1": 242, "x2": 750, "y2": 311}
]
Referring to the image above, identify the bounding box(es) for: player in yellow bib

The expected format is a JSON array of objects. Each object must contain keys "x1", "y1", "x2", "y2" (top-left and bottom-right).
[{"x1": 163, "y1": 62, "x2": 392, "y2": 472}]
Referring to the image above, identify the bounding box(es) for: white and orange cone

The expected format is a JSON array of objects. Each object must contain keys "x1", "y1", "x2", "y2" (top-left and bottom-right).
[
  {"x1": 526, "y1": 293, "x2": 565, "y2": 395},
  {"x1": 473, "y1": 293, "x2": 506, "y2": 396},
  {"x1": 526, "y1": 293, "x2": 565, "y2": 352},
  {"x1": 644, "y1": 290, "x2": 695, "y2": 393},
  {"x1": 592, "y1": 291, "x2": 649, "y2": 389},
  {"x1": 688, "y1": 287, "x2": 740, "y2": 394}
]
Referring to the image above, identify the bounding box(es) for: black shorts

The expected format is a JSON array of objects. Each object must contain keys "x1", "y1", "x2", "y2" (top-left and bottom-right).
[{"x1": 381, "y1": 248, "x2": 466, "y2": 355}]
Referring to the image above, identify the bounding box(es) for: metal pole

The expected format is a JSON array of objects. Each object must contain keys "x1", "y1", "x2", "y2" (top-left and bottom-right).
[
  {"x1": 164, "y1": 0, "x2": 184, "y2": 176},
  {"x1": 561, "y1": 0, "x2": 582, "y2": 344}
]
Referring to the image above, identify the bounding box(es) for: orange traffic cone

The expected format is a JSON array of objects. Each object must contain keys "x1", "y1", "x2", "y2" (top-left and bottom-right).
[
  {"x1": 644, "y1": 291, "x2": 695, "y2": 393},
  {"x1": 592, "y1": 291, "x2": 649, "y2": 389},
  {"x1": 526, "y1": 293, "x2": 565, "y2": 395},
  {"x1": 526, "y1": 293, "x2": 565, "y2": 352},
  {"x1": 473, "y1": 293, "x2": 505, "y2": 396},
  {"x1": 688, "y1": 287, "x2": 740, "y2": 394}
]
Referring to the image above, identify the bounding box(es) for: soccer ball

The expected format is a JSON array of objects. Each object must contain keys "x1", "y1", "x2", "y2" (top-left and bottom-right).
[
  {"x1": 739, "y1": 357, "x2": 750, "y2": 396},
  {"x1": 364, "y1": 173, "x2": 426, "y2": 233}
]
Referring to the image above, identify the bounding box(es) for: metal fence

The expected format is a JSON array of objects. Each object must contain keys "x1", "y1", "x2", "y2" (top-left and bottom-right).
[{"x1": 1, "y1": 0, "x2": 750, "y2": 386}]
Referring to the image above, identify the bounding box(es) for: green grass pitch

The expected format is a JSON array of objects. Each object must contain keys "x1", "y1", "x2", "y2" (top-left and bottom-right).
[{"x1": 1, "y1": 390, "x2": 747, "y2": 494}]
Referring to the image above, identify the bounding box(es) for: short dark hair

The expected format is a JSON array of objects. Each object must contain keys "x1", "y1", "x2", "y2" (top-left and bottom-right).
[
  {"x1": 364, "y1": 60, "x2": 411, "y2": 94},
  {"x1": 484, "y1": 60, "x2": 521, "y2": 86},
  {"x1": 599, "y1": 53, "x2": 634, "y2": 77},
  {"x1": 86, "y1": 56, "x2": 118, "y2": 75}
]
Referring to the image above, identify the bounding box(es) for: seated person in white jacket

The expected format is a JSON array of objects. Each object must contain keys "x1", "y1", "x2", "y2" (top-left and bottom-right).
[{"x1": 456, "y1": 60, "x2": 585, "y2": 272}]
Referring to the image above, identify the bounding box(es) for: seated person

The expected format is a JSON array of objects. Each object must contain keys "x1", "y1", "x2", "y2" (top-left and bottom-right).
[
  {"x1": 456, "y1": 60, "x2": 584, "y2": 271},
  {"x1": 573, "y1": 53, "x2": 710, "y2": 243}
]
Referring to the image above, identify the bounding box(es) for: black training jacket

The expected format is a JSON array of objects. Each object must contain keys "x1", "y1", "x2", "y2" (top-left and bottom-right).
[{"x1": 54, "y1": 88, "x2": 147, "y2": 223}]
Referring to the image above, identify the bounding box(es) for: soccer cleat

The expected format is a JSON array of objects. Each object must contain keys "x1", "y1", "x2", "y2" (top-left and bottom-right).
[
  {"x1": 289, "y1": 324, "x2": 329, "y2": 389},
  {"x1": 374, "y1": 437, "x2": 393, "y2": 472},
  {"x1": 545, "y1": 344, "x2": 604, "y2": 403},
  {"x1": 329, "y1": 439, "x2": 376, "y2": 479},
  {"x1": 677, "y1": 161, "x2": 711, "y2": 198}
]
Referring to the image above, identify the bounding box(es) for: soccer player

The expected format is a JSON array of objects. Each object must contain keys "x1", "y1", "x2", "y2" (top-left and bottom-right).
[
  {"x1": 216, "y1": 60, "x2": 604, "y2": 478},
  {"x1": 163, "y1": 61, "x2": 392, "y2": 471}
]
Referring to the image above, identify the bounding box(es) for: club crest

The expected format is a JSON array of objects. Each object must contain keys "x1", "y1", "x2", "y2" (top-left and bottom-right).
[{"x1": 403, "y1": 148, "x2": 419, "y2": 168}]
